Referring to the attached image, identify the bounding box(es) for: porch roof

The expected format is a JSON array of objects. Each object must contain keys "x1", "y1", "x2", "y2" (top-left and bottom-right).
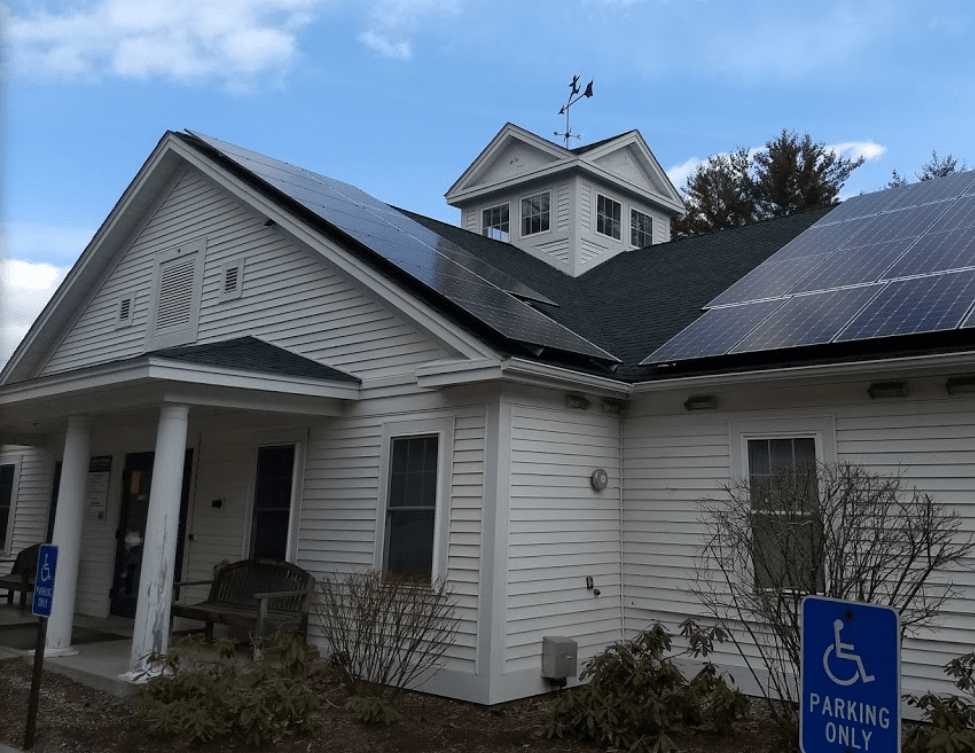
[{"x1": 0, "y1": 337, "x2": 359, "y2": 438}]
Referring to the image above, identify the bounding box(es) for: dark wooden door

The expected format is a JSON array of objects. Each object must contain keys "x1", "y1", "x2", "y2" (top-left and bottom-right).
[{"x1": 110, "y1": 450, "x2": 193, "y2": 618}]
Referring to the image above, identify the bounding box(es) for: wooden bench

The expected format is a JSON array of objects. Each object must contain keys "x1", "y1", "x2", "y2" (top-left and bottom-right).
[
  {"x1": 171, "y1": 559, "x2": 313, "y2": 646},
  {"x1": 0, "y1": 543, "x2": 40, "y2": 609}
]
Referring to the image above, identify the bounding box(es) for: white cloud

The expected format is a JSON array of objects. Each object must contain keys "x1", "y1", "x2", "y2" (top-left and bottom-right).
[
  {"x1": 667, "y1": 140, "x2": 886, "y2": 189},
  {"x1": 827, "y1": 141, "x2": 887, "y2": 162},
  {"x1": 358, "y1": 0, "x2": 459, "y2": 60},
  {"x1": 0, "y1": 259, "x2": 68, "y2": 367},
  {"x1": 3, "y1": 0, "x2": 325, "y2": 86}
]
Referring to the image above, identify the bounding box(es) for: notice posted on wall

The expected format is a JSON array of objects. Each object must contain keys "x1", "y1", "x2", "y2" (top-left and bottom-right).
[{"x1": 86, "y1": 456, "x2": 113, "y2": 518}]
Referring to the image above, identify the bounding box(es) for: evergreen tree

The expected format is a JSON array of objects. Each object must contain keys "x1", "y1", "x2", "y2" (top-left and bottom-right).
[
  {"x1": 917, "y1": 150, "x2": 964, "y2": 181},
  {"x1": 672, "y1": 130, "x2": 864, "y2": 238}
]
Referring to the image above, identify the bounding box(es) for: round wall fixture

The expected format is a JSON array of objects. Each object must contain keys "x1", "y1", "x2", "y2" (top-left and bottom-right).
[{"x1": 590, "y1": 468, "x2": 609, "y2": 492}]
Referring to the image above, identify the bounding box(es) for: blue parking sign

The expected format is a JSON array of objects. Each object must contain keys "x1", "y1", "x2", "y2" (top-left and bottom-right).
[
  {"x1": 31, "y1": 544, "x2": 58, "y2": 618},
  {"x1": 801, "y1": 596, "x2": 900, "y2": 753}
]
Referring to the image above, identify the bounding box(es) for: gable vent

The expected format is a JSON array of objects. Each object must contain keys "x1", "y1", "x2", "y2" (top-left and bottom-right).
[
  {"x1": 118, "y1": 297, "x2": 131, "y2": 322},
  {"x1": 156, "y1": 258, "x2": 197, "y2": 330}
]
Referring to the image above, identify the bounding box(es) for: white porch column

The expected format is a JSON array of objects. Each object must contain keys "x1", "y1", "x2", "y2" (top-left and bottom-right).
[
  {"x1": 127, "y1": 404, "x2": 189, "y2": 676},
  {"x1": 46, "y1": 414, "x2": 91, "y2": 656}
]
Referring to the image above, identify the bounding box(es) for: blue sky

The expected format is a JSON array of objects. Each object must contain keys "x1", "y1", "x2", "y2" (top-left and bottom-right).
[{"x1": 2, "y1": 0, "x2": 975, "y2": 360}]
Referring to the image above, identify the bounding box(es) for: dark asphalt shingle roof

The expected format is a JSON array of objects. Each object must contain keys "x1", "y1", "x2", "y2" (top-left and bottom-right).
[
  {"x1": 150, "y1": 337, "x2": 360, "y2": 383},
  {"x1": 402, "y1": 208, "x2": 829, "y2": 380}
]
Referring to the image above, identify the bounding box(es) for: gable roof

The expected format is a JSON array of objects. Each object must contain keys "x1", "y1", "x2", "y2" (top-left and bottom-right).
[
  {"x1": 403, "y1": 207, "x2": 829, "y2": 380},
  {"x1": 445, "y1": 122, "x2": 684, "y2": 214}
]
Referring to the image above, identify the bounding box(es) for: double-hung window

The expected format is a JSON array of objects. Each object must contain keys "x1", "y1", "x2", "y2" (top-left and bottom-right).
[
  {"x1": 383, "y1": 434, "x2": 440, "y2": 579},
  {"x1": 482, "y1": 204, "x2": 510, "y2": 242},
  {"x1": 630, "y1": 209, "x2": 653, "y2": 247},
  {"x1": 746, "y1": 437, "x2": 823, "y2": 592},
  {"x1": 521, "y1": 192, "x2": 551, "y2": 236},
  {"x1": 596, "y1": 194, "x2": 622, "y2": 239}
]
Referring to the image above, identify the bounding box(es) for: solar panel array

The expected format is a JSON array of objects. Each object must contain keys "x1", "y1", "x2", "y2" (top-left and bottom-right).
[
  {"x1": 186, "y1": 131, "x2": 618, "y2": 363},
  {"x1": 643, "y1": 169, "x2": 975, "y2": 365}
]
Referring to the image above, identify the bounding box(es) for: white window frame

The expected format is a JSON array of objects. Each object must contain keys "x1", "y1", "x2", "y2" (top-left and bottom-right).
[
  {"x1": 481, "y1": 202, "x2": 511, "y2": 242},
  {"x1": 241, "y1": 430, "x2": 307, "y2": 564},
  {"x1": 0, "y1": 454, "x2": 22, "y2": 555},
  {"x1": 519, "y1": 190, "x2": 552, "y2": 238},
  {"x1": 115, "y1": 291, "x2": 136, "y2": 329},
  {"x1": 218, "y1": 258, "x2": 245, "y2": 302},
  {"x1": 595, "y1": 193, "x2": 623, "y2": 240},
  {"x1": 731, "y1": 416, "x2": 836, "y2": 592},
  {"x1": 374, "y1": 417, "x2": 454, "y2": 584},
  {"x1": 145, "y1": 239, "x2": 206, "y2": 350},
  {"x1": 630, "y1": 208, "x2": 653, "y2": 248}
]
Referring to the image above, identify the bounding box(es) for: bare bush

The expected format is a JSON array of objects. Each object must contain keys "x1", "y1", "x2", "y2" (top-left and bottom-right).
[
  {"x1": 315, "y1": 570, "x2": 459, "y2": 702},
  {"x1": 694, "y1": 461, "x2": 974, "y2": 746}
]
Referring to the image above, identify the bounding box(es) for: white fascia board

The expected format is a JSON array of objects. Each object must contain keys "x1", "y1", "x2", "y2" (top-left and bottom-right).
[
  {"x1": 415, "y1": 356, "x2": 631, "y2": 397},
  {"x1": 632, "y1": 349, "x2": 975, "y2": 393},
  {"x1": 445, "y1": 123, "x2": 569, "y2": 200},
  {"x1": 169, "y1": 139, "x2": 497, "y2": 363},
  {"x1": 0, "y1": 134, "x2": 182, "y2": 385},
  {"x1": 450, "y1": 159, "x2": 684, "y2": 216},
  {"x1": 0, "y1": 357, "x2": 360, "y2": 406}
]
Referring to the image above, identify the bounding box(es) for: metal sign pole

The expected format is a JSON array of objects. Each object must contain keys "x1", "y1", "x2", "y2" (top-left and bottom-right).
[
  {"x1": 24, "y1": 543, "x2": 59, "y2": 750},
  {"x1": 24, "y1": 617, "x2": 49, "y2": 750}
]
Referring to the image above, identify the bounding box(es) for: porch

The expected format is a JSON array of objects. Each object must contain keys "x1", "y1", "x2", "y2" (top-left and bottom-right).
[{"x1": 0, "y1": 338, "x2": 359, "y2": 685}]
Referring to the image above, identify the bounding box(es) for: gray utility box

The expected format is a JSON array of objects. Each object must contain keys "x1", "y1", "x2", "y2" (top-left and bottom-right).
[{"x1": 541, "y1": 636, "x2": 578, "y2": 680}]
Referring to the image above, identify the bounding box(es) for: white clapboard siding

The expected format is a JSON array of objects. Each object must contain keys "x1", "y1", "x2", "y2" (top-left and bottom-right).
[
  {"x1": 298, "y1": 399, "x2": 486, "y2": 674},
  {"x1": 1, "y1": 445, "x2": 54, "y2": 568},
  {"x1": 504, "y1": 399, "x2": 621, "y2": 674},
  {"x1": 622, "y1": 392, "x2": 975, "y2": 695},
  {"x1": 41, "y1": 168, "x2": 452, "y2": 379}
]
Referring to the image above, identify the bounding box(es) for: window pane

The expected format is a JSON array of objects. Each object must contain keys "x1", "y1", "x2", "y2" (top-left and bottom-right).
[
  {"x1": 597, "y1": 195, "x2": 621, "y2": 239},
  {"x1": 752, "y1": 513, "x2": 823, "y2": 592},
  {"x1": 388, "y1": 436, "x2": 438, "y2": 508},
  {"x1": 0, "y1": 464, "x2": 13, "y2": 547},
  {"x1": 631, "y1": 210, "x2": 653, "y2": 247},
  {"x1": 521, "y1": 193, "x2": 550, "y2": 236},
  {"x1": 482, "y1": 204, "x2": 510, "y2": 242},
  {"x1": 386, "y1": 509, "x2": 435, "y2": 578},
  {"x1": 747, "y1": 439, "x2": 770, "y2": 477},
  {"x1": 794, "y1": 437, "x2": 816, "y2": 466},
  {"x1": 253, "y1": 509, "x2": 291, "y2": 561},
  {"x1": 770, "y1": 438, "x2": 794, "y2": 470}
]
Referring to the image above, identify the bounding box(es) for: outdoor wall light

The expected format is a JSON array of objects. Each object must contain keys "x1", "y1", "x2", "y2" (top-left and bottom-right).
[
  {"x1": 946, "y1": 375, "x2": 975, "y2": 395},
  {"x1": 867, "y1": 381, "x2": 909, "y2": 399},
  {"x1": 565, "y1": 393, "x2": 591, "y2": 410},
  {"x1": 683, "y1": 395, "x2": 718, "y2": 411},
  {"x1": 590, "y1": 468, "x2": 609, "y2": 492}
]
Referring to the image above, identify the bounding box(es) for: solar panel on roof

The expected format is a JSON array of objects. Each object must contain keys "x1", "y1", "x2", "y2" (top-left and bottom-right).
[
  {"x1": 641, "y1": 299, "x2": 783, "y2": 364},
  {"x1": 185, "y1": 131, "x2": 617, "y2": 363},
  {"x1": 793, "y1": 238, "x2": 914, "y2": 292},
  {"x1": 836, "y1": 270, "x2": 975, "y2": 341},
  {"x1": 888, "y1": 228, "x2": 975, "y2": 277},
  {"x1": 645, "y1": 168, "x2": 975, "y2": 365},
  {"x1": 732, "y1": 285, "x2": 881, "y2": 353}
]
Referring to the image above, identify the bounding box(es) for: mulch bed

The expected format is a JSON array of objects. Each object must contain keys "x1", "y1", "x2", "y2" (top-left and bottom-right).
[{"x1": 0, "y1": 657, "x2": 776, "y2": 753}]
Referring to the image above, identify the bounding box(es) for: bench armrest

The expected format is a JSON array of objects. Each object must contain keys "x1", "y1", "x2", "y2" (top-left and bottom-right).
[
  {"x1": 253, "y1": 588, "x2": 310, "y2": 601},
  {"x1": 254, "y1": 588, "x2": 311, "y2": 642},
  {"x1": 173, "y1": 579, "x2": 213, "y2": 601}
]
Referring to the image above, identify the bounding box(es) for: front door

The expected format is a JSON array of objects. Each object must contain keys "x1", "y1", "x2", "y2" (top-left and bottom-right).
[{"x1": 110, "y1": 450, "x2": 193, "y2": 618}]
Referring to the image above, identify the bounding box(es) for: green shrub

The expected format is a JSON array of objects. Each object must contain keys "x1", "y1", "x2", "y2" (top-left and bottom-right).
[
  {"x1": 136, "y1": 632, "x2": 320, "y2": 746},
  {"x1": 905, "y1": 652, "x2": 975, "y2": 753},
  {"x1": 545, "y1": 620, "x2": 747, "y2": 753}
]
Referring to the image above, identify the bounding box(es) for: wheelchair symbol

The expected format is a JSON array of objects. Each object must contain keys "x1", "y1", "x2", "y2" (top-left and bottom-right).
[
  {"x1": 40, "y1": 555, "x2": 52, "y2": 583},
  {"x1": 823, "y1": 619, "x2": 875, "y2": 687}
]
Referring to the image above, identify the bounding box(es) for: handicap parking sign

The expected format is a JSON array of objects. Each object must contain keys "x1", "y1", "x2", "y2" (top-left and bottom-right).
[
  {"x1": 801, "y1": 596, "x2": 900, "y2": 753},
  {"x1": 31, "y1": 544, "x2": 59, "y2": 618}
]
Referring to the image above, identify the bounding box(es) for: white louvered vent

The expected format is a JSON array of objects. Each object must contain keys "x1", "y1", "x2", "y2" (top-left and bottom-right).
[
  {"x1": 147, "y1": 240, "x2": 204, "y2": 349},
  {"x1": 156, "y1": 258, "x2": 197, "y2": 330},
  {"x1": 118, "y1": 297, "x2": 132, "y2": 323},
  {"x1": 224, "y1": 265, "x2": 239, "y2": 293}
]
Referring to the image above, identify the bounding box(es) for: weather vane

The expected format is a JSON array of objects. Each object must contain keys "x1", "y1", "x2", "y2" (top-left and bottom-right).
[{"x1": 554, "y1": 75, "x2": 594, "y2": 148}]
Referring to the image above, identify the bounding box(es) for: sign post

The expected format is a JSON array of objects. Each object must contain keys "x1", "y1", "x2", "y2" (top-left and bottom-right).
[
  {"x1": 24, "y1": 543, "x2": 58, "y2": 750},
  {"x1": 800, "y1": 596, "x2": 900, "y2": 753}
]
